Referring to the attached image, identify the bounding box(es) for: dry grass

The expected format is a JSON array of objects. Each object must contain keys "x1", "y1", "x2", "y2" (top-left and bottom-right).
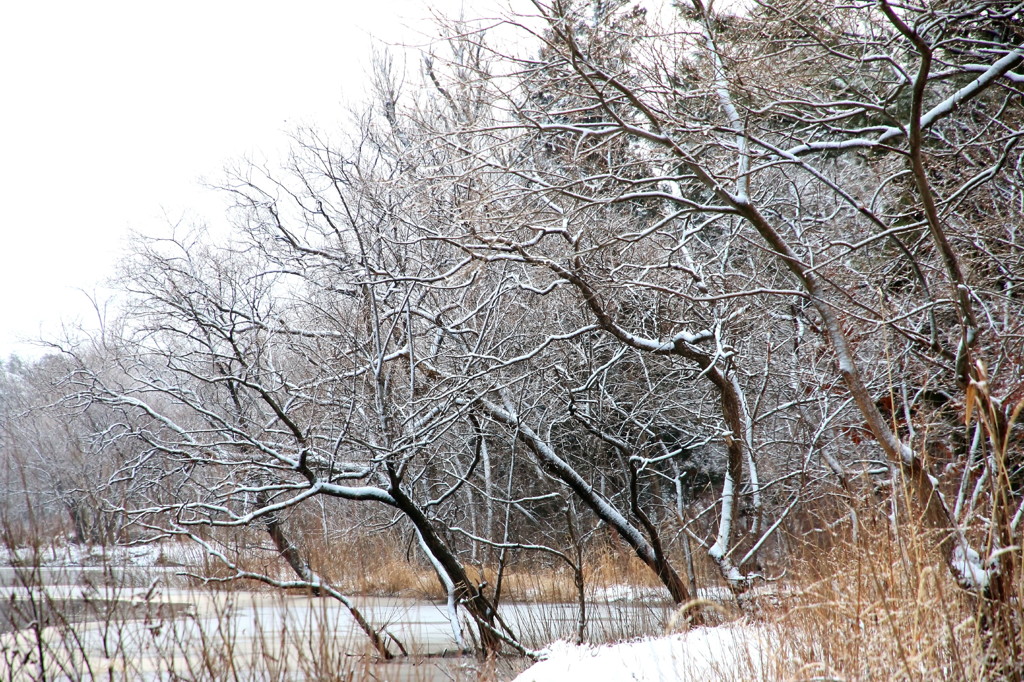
[
  {"x1": 481, "y1": 548, "x2": 668, "y2": 604},
  {"x1": 5, "y1": 500, "x2": 1021, "y2": 680},
  {"x1": 306, "y1": 531, "x2": 445, "y2": 598},
  {"x1": 753, "y1": 513, "x2": 1023, "y2": 681},
  {"x1": 302, "y1": 530, "x2": 690, "y2": 604},
  {"x1": 0, "y1": 584, "x2": 493, "y2": 681}
]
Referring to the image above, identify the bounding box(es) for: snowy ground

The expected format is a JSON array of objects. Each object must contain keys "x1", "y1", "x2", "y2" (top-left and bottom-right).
[
  {"x1": 590, "y1": 584, "x2": 735, "y2": 604},
  {"x1": 0, "y1": 540, "x2": 199, "y2": 569},
  {"x1": 513, "y1": 625, "x2": 766, "y2": 682}
]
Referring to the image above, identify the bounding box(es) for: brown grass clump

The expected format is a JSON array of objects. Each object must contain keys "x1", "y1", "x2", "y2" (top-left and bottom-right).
[
  {"x1": 758, "y1": 512, "x2": 1022, "y2": 681},
  {"x1": 303, "y1": 528, "x2": 690, "y2": 604},
  {"x1": 305, "y1": 530, "x2": 443, "y2": 599},
  {"x1": 485, "y1": 547, "x2": 668, "y2": 604},
  {"x1": 585, "y1": 545, "x2": 667, "y2": 591}
]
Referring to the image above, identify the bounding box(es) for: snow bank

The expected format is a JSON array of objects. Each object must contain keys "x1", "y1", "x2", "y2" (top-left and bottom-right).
[
  {"x1": 589, "y1": 584, "x2": 735, "y2": 604},
  {"x1": 589, "y1": 584, "x2": 669, "y2": 603},
  {"x1": 514, "y1": 625, "x2": 764, "y2": 682},
  {"x1": 0, "y1": 540, "x2": 199, "y2": 568}
]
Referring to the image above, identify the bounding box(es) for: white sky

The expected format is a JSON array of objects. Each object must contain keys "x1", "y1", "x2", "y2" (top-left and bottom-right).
[{"x1": 0, "y1": 0, "x2": 509, "y2": 360}]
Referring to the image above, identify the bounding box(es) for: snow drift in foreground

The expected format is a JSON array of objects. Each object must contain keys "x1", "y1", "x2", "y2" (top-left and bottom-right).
[{"x1": 514, "y1": 625, "x2": 764, "y2": 682}]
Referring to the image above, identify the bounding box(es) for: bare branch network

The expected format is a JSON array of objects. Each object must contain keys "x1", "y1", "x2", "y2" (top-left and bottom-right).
[{"x1": 2, "y1": 0, "x2": 1022, "y2": 664}]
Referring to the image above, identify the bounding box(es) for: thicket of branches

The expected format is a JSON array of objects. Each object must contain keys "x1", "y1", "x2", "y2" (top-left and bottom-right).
[{"x1": 2, "y1": 0, "x2": 1022, "y2": 661}]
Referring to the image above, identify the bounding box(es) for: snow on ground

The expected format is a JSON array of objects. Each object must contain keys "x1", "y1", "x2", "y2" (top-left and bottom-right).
[
  {"x1": 0, "y1": 540, "x2": 201, "y2": 568},
  {"x1": 589, "y1": 584, "x2": 670, "y2": 603},
  {"x1": 513, "y1": 625, "x2": 765, "y2": 682},
  {"x1": 589, "y1": 584, "x2": 735, "y2": 604}
]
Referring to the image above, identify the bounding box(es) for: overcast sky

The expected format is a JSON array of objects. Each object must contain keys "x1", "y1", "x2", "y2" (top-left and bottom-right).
[{"x1": 0, "y1": 0, "x2": 505, "y2": 360}]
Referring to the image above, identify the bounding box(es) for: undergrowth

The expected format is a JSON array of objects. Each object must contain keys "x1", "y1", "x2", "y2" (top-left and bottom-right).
[
  {"x1": 759, "y1": 508, "x2": 1022, "y2": 681},
  {"x1": 2, "y1": 502, "x2": 1021, "y2": 680}
]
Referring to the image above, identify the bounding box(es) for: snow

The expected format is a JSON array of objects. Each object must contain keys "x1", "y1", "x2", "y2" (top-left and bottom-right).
[
  {"x1": 589, "y1": 584, "x2": 669, "y2": 603},
  {"x1": 513, "y1": 625, "x2": 765, "y2": 682},
  {"x1": 588, "y1": 584, "x2": 735, "y2": 604},
  {"x1": 920, "y1": 48, "x2": 1024, "y2": 126},
  {"x1": 0, "y1": 540, "x2": 201, "y2": 569},
  {"x1": 696, "y1": 586, "x2": 736, "y2": 602},
  {"x1": 951, "y1": 543, "x2": 992, "y2": 591}
]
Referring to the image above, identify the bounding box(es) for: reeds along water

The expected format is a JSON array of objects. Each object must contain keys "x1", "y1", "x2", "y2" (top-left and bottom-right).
[
  {"x1": 758, "y1": 507, "x2": 1023, "y2": 681},
  {"x1": 2, "y1": 503, "x2": 1021, "y2": 681}
]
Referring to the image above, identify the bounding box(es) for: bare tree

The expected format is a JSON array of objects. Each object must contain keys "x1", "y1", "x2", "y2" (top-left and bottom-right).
[
  {"x1": 43, "y1": 0, "x2": 1022, "y2": 666},
  {"x1": 412, "y1": 0, "x2": 1024, "y2": 604}
]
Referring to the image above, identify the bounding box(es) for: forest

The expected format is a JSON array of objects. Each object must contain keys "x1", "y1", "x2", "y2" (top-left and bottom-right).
[{"x1": 2, "y1": 1, "x2": 1023, "y2": 679}]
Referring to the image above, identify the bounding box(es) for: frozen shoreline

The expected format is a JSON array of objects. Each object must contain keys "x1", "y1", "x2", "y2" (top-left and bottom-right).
[{"x1": 513, "y1": 625, "x2": 766, "y2": 682}]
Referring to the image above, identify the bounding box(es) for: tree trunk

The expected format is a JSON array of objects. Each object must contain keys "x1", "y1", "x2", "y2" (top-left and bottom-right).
[
  {"x1": 387, "y1": 480, "x2": 505, "y2": 655},
  {"x1": 257, "y1": 492, "x2": 397, "y2": 660}
]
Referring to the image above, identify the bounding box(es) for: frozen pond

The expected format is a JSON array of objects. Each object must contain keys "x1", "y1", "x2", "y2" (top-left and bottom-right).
[{"x1": 0, "y1": 565, "x2": 674, "y2": 680}]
